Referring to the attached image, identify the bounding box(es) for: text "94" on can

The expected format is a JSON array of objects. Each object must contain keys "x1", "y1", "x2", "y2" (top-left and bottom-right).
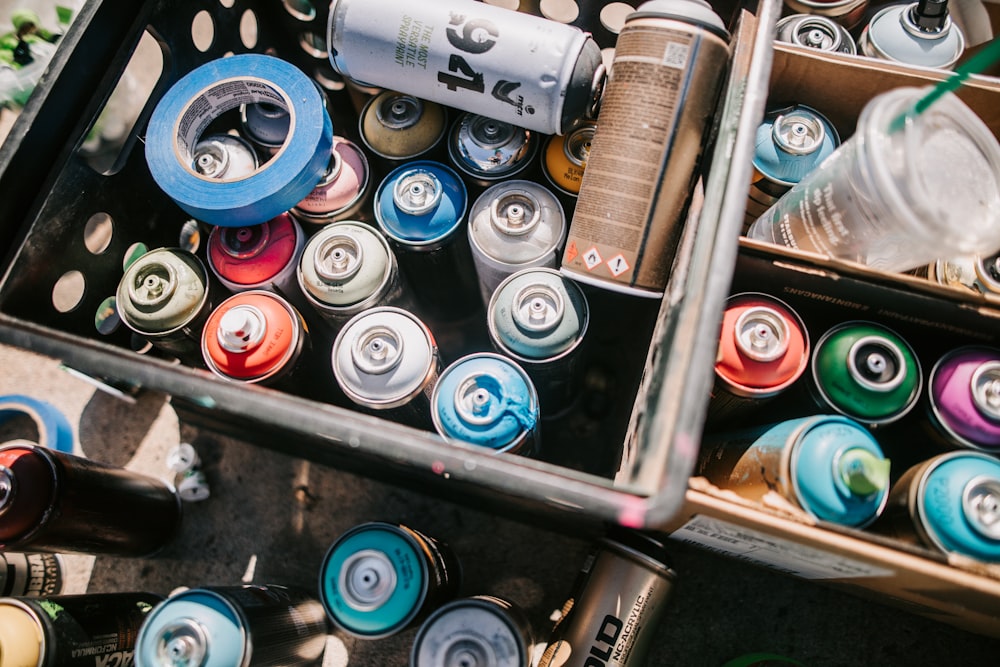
[{"x1": 327, "y1": 0, "x2": 605, "y2": 135}]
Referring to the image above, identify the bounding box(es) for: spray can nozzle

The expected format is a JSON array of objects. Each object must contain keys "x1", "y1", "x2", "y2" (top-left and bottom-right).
[
  {"x1": 911, "y1": 0, "x2": 949, "y2": 31},
  {"x1": 838, "y1": 448, "x2": 890, "y2": 497}
]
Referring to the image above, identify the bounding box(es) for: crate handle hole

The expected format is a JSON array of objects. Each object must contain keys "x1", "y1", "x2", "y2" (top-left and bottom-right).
[
  {"x1": 95, "y1": 296, "x2": 122, "y2": 335},
  {"x1": 313, "y1": 64, "x2": 346, "y2": 92},
  {"x1": 219, "y1": 0, "x2": 235, "y2": 7},
  {"x1": 299, "y1": 31, "x2": 327, "y2": 59},
  {"x1": 52, "y1": 271, "x2": 87, "y2": 313},
  {"x1": 192, "y1": 10, "x2": 215, "y2": 53},
  {"x1": 540, "y1": 0, "x2": 580, "y2": 23},
  {"x1": 240, "y1": 10, "x2": 258, "y2": 50},
  {"x1": 283, "y1": 0, "x2": 316, "y2": 22},
  {"x1": 79, "y1": 31, "x2": 163, "y2": 176},
  {"x1": 483, "y1": 0, "x2": 521, "y2": 9},
  {"x1": 600, "y1": 3, "x2": 634, "y2": 34},
  {"x1": 84, "y1": 212, "x2": 114, "y2": 255}
]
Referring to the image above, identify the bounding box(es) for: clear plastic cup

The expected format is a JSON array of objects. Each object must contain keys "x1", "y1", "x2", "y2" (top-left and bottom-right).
[{"x1": 746, "y1": 86, "x2": 1000, "y2": 273}]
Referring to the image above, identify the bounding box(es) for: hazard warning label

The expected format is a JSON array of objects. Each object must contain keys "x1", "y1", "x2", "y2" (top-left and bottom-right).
[
  {"x1": 583, "y1": 247, "x2": 602, "y2": 270},
  {"x1": 607, "y1": 254, "x2": 629, "y2": 277},
  {"x1": 564, "y1": 240, "x2": 579, "y2": 264}
]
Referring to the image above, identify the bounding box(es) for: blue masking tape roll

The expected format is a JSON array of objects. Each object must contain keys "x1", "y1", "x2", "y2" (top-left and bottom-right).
[
  {"x1": 145, "y1": 54, "x2": 333, "y2": 227},
  {"x1": 0, "y1": 394, "x2": 74, "y2": 453}
]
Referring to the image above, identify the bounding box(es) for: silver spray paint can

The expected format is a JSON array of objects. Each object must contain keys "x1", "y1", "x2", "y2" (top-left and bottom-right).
[
  {"x1": 327, "y1": 0, "x2": 605, "y2": 135},
  {"x1": 924, "y1": 251, "x2": 1000, "y2": 297},
  {"x1": 191, "y1": 133, "x2": 259, "y2": 181},
  {"x1": 447, "y1": 112, "x2": 540, "y2": 189},
  {"x1": 297, "y1": 221, "x2": 411, "y2": 330},
  {"x1": 537, "y1": 531, "x2": 677, "y2": 667},
  {"x1": 411, "y1": 595, "x2": 535, "y2": 667},
  {"x1": 468, "y1": 180, "x2": 567, "y2": 305},
  {"x1": 859, "y1": 0, "x2": 966, "y2": 70},
  {"x1": 775, "y1": 14, "x2": 857, "y2": 54},
  {"x1": 332, "y1": 306, "x2": 441, "y2": 429}
]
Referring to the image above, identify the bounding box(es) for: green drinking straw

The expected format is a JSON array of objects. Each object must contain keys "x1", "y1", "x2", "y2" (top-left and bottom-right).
[{"x1": 889, "y1": 35, "x2": 1000, "y2": 133}]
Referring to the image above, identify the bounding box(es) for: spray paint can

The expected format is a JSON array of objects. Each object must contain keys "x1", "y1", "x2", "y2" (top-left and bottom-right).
[
  {"x1": 319, "y1": 521, "x2": 462, "y2": 639},
  {"x1": 877, "y1": 451, "x2": 1000, "y2": 562},
  {"x1": 297, "y1": 221, "x2": 410, "y2": 329},
  {"x1": 487, "y1": 268, "x2": 589, "y2": 416},
  {"x1": 0, "y1": 442, "x2": 182, "y2": 556},
  {"x1": 774, "y1": 14, "x2": 857, "y2": 54},
  {"x1": 541, "y1": 120, "x2": 595, "y2": 199},
  {"x1": 537, "y1": 531, "x2": 676, "y2": 667},
  {"x1": 0, "y1": 592, "x2": 163, "y2": 667},
  {"x1": 807, "y1": 321, "x2": 922, "y2": 427},
  {"x1": 447, "y1": 112, "x2": 539, "y2": 189},
  {"x1": 783, "y1": 0, "x2": 869, "y2": 29},
  {"x1": 201, "y1": 290, "x2": 309, "y2": 388},
  {"x1": 331, "y1": 306, "x2": 441, "y2": 428},
  {"x1": 859, "y1": 0, "x2": 966, "y2": 69},
  {"x1": 240, "y1": 101, "x2": 291, "y2": 154},
  {"x1": 0, "y1": 552, "x2": 63, "y2": 597},
  {"x1": 116, "y1": 248, "x2": 218, "y2": 364},
  {"x1": 239, "y1": 77, "x2": 333, "y2": 156},
  {"x1": 374, "y1": 161, "x2": 482, "y2": 324},
  {"x1": 191, "y1": 134, "x2": 259, "y2": 180},
  {"x1": 431, "y1": 353, "x2": 540, "y2": 456},
  {"x1": 206, "y1": 212, "x2": 306, "y2": 296},
  {"x1": 291, "y1": 136, "x2": 373, "y2": 226},
  {"x1": 924, "y1": 251, "x2": 1000, "y2": 297},
  {"x1": 468, "y1": 180, "x2": 567, "y2": 305},
  {"x1": 135, "y1": 585, "x2": 328, "y2": 666},
  {"x1": 698, "y1": 415, "x2": 891, "y2": 527},
  {"x1": 360, "y1": 91, "x2": 449, "y2": 170},
  {"x1": 745, "y1": 104, "x2": 841, "y2": 230},
  {"x1": 327, "y1": 0, "x2": 605, "y2": 135},
  {"x1": 560, "y1": 0, "x2": 731, "y2": 297},
  {"x1": 925, "y1": 346, "x2": 1000, "y2": 453},
  {"x1": 706, "y1": 293, "x2": 810, "y2": 426},
  {"x1": 411, "y1": 595, "x2": 535, "y2": 667}
]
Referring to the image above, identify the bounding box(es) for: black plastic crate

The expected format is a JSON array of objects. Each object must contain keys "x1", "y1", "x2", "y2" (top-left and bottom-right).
[{"x1": 0, "y1": 0, "x2": 776, "y2": 529}]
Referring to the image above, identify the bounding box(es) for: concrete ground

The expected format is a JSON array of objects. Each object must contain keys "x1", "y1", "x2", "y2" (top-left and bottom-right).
[{"x1": 1, "y1": 340, "x2": 999, "y2": 666}]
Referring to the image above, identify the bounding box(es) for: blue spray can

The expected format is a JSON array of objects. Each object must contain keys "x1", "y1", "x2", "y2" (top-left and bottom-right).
[
  {"x1": 698, "y1": 415, "x2": 892, "y2": 528},
  {"x1": 745, "y1": 104, "x2": 840, "y2": 231},
  {"x1": 318, "y1": 521, "x2": 462, "y2": 639},
  {"x1": 487, "y1": 268, "x2": 589, "y2": 417},
  {"x1": 134, "y1": 584, "x2": 329, "y2": 666},
  {"x1": 431, "y1": 353, "x2": 540, "y2": 456},
  {"x1": 877, "y1": 451, "x2": 1000, "y2": 563},
  {"x1": 374, "y1": 161, "x2": 482, "y2": 327}
]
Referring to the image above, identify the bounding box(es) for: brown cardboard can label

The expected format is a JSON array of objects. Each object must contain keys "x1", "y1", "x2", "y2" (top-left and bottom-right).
[{"x1": 561, "y1": 25, "x2": 696, "y2": 293}]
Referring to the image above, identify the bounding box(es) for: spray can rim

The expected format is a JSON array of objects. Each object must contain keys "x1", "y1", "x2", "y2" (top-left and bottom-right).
[{"x1": 629, "y1": 0, "x2": 729, "y2": 39}]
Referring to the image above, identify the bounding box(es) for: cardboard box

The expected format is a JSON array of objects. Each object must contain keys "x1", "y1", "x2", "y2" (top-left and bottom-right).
[{"x1": 667, "y1": 37, "x2": 1000, "y2": 638}]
